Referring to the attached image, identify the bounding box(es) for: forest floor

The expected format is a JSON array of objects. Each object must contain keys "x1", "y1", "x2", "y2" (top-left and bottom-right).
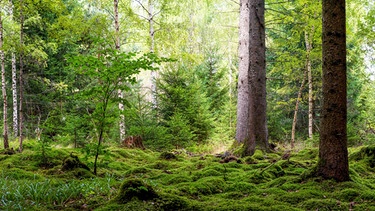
[{"x1": 1, "y1": 140, "x2": 375, "y2": 210}]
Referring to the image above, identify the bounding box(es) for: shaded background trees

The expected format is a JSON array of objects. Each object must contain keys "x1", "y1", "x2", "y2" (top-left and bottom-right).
[{"x1": 0, "y1": 0, "x2": 374, "y2": 156}]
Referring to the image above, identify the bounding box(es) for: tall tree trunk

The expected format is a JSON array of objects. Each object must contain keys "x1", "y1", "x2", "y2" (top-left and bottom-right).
[
  {"x1": 243, "y1": 0, "x2": 269, "y2": 156},
  {"x1": 235, "y1": 0, "x2": 250, "y2": 144},
  {"x1": 291, "y1": 70, "x2": 307, "y2": 149},
  {"x1": 305, "y1": 29, "x2": 314, "y2": 139},
  {"x1": 0, "y1": 14, "x2": 9, "y2": 149},
  {"x1": 11, "y1": 53, "x2": 17, "y2": 137},
  {"x1": 10, "y1": 0, "x2": 18, "y2": 137},
  {"x1": 114, "y1": 0, "x2": 126, "y2": 141},
  {"x1": 149, "y1": 0, "x2": 157, "y2": 108},
  {"x1": 19, "y1": 0, "x2": 24, "y2": 152},
  {"x1": 317, "y1": 0, "x2": 349, "y2": 182}
]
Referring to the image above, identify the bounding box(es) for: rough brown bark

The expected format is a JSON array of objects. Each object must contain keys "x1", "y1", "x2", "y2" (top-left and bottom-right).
[
  {"x1": 243, "y1": 0, "x2": 269, "y2": 156},
  {"x1": 317, "y1": 0, "x2": 349, "y2": 182},
  {"x1": 0, "y1": 14, "x2": 9, "y2": 149},
  {"x1": 235, "y1": 0, "x2": 250, "y2": 144}
]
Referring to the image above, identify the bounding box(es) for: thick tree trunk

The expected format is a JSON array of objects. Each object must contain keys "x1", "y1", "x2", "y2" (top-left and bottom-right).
[
  {"x1": 235, "y1": 0, "x2": 250, "y2": 144},
  {"x1": 291, "y1": 70, "x2": 307, "y2": 149},
  {"x1": 317, "y1": 0, "x2": 349, "y2": 182},
  {"x1": 0, "y1": 15, "x2": 9, "y2": 149},
  {"x1": 243, "y1": 0, "x2": 268, "y2": 155},
  {"x1": 305, "y1": 30, "x2": 314, "y2": 139},
  {"x1": 114, "y1": 0, "x2": 126, "y2": 141},
  {"x1": 19, "y1": 0, "x2": 25, "y2": 152}
]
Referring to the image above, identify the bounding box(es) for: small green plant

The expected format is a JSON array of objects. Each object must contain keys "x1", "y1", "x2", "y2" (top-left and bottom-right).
[{"x1": 68, "y1": 47, "x2": 169, "y2": 175}]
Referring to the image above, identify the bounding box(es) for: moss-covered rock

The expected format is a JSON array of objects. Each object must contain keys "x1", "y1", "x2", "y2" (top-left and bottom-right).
[
  {"x1": 61, "y1": 153, "x2": 90, "y2": 171},
  {"x1": 116, "y1": 179, "x2": 158, "y2": 203}
]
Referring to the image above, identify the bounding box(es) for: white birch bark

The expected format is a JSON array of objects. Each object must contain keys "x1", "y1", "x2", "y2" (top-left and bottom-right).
[
  {"x1": 149, "y1": 0, "x2": 157, "y2": 108},
  {"x1": 114, "y1": 0, "x2": 126, "y2": 141},
  {"x1": 19, "y1": 0, "x2": 24, "y2": 152},
  {"x1": 305, "y1": 29, "x2": 314, "y2": 139},
  {"x1": 0, "y1": 13, "x2": 9, "y2": 149},
  {"x1": 9, "y1": 0, "x2": 18, "y2": 137},
  {"x1": 291, "y1": 70, "x2": 307, "y2": 149}
]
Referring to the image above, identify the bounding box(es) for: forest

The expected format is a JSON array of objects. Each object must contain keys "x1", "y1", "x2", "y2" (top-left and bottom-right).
[{"x1": 1, "y1": 0, "x2": 375, "y2": 210}]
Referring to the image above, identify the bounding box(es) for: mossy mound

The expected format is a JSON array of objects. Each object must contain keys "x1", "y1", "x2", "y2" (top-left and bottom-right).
[
  {"x1": 159, "y1": 151, "x2": 178, "y2": 160},
  {"x1": 350, "y1": 145, "x2": 375, "y2": 168},
  {"x1": 116, "y1": 179, "x2": 158, "y2": 203},
  {"x1": 1, "y1": 148, "x2": 16, "y2": 155},
  {"x1": 61, "y1": 153, "x2": 90, "y2": 172},
  {"x1": 60, "y1": 153, "x2": 93, "y2": 178}
]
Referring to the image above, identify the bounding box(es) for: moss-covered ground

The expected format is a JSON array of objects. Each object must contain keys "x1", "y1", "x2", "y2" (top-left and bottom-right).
[{"x1": 1, "y1": 141, "x2": 375, "y2": 210}]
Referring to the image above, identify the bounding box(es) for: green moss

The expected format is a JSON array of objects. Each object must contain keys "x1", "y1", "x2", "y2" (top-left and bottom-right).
[
  {"x1": 149, "y1": 161, "x2": 170, "y2": 170},
  {"x1": 1, "y1": 168, "x2": 43, "y2": 180},
  {"x1": 243, "y1": 156, "x2": 258, "y2": 164},
  {"x1": 71, "y1": 168, "x2": 95, "y2": 179},
  {"x1": 178, "y1": 177, "x2": 227, "y2": 196},
  {"x1": 155, "y1": 193, "x2": 199, "y2": 210},
  {"x1": 360, "y1": 190, "x2": 375, "y2": 201},
  {"x1": 226, "y1": 182, "x2": 258, "y2": 194},
  {"x1": 61, "y1": 154, "x2": 90, "y2": 172},
  {"x1": 116, "y1": 179, "x2": 158, "y2": 204},
  {"x1": 253, "y1": 150, "x2": 265, "y2": 160},
  {"x1": 159, "y1": 151, "x2": 178, "y2": 160},
  {"x1": 107, "y1": 161, "x2": 131, "y2": 171},
  {"x1": 161, "y1": 174, "x2": 191, "y2": 185},
  {"x1": 349, "y1": 145, "x2": 375, "y2": 169},
  {"x1": 300, "y1": 198, "x2": 346, "y2": 210},
  {"x1": 336, "y1": 188, "x2": 361, "y2": 201},
  {"x1": 294, "y1": 148, "x2": 318, "y2": 160},
  {"x1": 192, "y1": 169, "x2": 222, "y2": 180},
  {"x1": 125, "y1": 167, "x2": 152, "y2": 177},
  {"x1": 276, "y1": 188, "x2": 324, "y2": 204}
]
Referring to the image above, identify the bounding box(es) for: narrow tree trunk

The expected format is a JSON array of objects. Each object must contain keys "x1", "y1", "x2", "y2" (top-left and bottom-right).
[
  {"x1": 12, "y1": 53, "x2": 18, "y2": 137},
  {"x1": 10, "y1": 0, "x2": 18, "y2": 137},
  {"x1": 235, "y1": 0, "x2": 250, "y2": 144},
  {"x1": 149, "y1": 0, "x2": 157, "y2": 108},
  {"x1": 114, "y1": 0, "x2": 126, "y2": 141},
  {"x1": 317, "y1": 0, "x2": 349, "y2": 182},
  {"x1": 0, "y1": 14, "x2": 9, "y2": 149},
  {"x1": 291, "y1": 70, "x2": 307, "y2": 149},
  {"x1": 243, "y1": 0, "x2": 268, "y2": 156},
  {"x1": 305, "y1": 29, "x2": 314, "y2": 139},
  {"x1": 19, "y1": 0, "x2": 25, "y2": 152}
]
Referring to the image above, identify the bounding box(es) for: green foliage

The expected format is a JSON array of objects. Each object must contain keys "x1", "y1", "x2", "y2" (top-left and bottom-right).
[
  {"x1": 157, "y1": 66, "x2": 214, "y2": 147},
  {"x1": 115, "y1": 179, "x2": 158, "y2": 203},
  {"x1": 68, "y1": 47, "x2": 168, "y2": 174},
  {"x1": 1, "y1": 145, "x2": 375, "y2": 210}
]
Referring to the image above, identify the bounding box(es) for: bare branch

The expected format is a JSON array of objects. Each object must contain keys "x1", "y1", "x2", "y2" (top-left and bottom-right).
[
  {"x1": 134, "y1": 0, "x2": 150, "y2": 14},
  {"x1": 226, "y1": 0, "x2": 239, "y2": 6}
]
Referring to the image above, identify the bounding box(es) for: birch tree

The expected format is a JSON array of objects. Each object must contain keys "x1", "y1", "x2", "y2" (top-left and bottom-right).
[
  {"x1": 18, "y1": 0, "x2": 24, "y2": 152},
  {"x1": 0, "y1": 9, "x2": 9, "y2": 149},
  {"x1": 114, "y1": 0, "x2": 126, "y2": 141},
  {"x1": 8, "y1": 0, "x2": 18, "y2": 137}
]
